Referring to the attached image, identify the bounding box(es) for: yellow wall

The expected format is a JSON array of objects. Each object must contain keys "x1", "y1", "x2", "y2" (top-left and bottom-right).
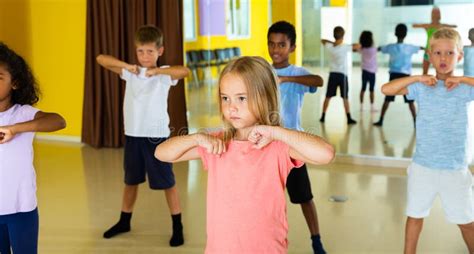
[
  {"x1": 0, "y1": 0, "x2": 86, "y2": 138},
  {"x1": 0, "y1": 0, "x2": 304, "y2": 138},
  {"x1": 0, "y1": 0, "x2": 32, "y2": 59},
  {"x1": 271, "y1": 0, "x2": 302, "y2": 65},
  {"x1": 185, "y1": 0, "x2": 271, "y2": 62},
  {"x1": 30, "y1": 0, "x2": 86, "y2": 137},
  {"x1": 330, "y1": 0, "x2": 347, "y2": 7}
]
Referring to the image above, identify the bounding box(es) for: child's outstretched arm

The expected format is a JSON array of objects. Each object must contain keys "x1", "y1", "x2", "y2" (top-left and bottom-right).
[
  {"x1": 155, "y1": 133, "x2": 225, "y2": 163},
  {"x1": 441, "y1": 23, "x2": 457, "y2": 28},
  {"x1": 352, "y1": 43, "x2": 361, "y2": 52},
  {"x1": 279, "y1": 75, "x2": 323, "y2": 88},
  {"x1": 0, "y1": 111, "x2": 66, "y2": 144},
  {"x1": 96, "y1": 54, "x2": 138, "y2": 75},
  {"x1": 382, "y1": 75, "x2": 437, "y2": 95},
  {"x1": 321, "y1": 39, "x2": 334, "y2": 45},
  {"x1": 248, "y1": 126, "x2": 334, "y2": 165},
  {"x1": 446, "y1": 76, "x2": 474, "y2": 91},
  {"x1": 412, "y1": 23, "x2": 430, "y2": 29},
  {"x1": 146, "y1": 66, "x2": 190, "y2": 80}
]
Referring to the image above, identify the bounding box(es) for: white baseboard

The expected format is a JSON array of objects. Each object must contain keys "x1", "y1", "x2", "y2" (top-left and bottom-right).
[
  {"x1": 35, "y1": 134, "x2": 82, "y2": 143},
  {"x1": 335, "y1": 153, "x2": 411, "y2": 168},
  {"x1": 335, "y1": 153, "x2": 474, "y2": 170}
]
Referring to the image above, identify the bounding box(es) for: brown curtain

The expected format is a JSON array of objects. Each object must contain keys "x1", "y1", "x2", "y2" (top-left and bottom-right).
[{"x1": 82, "y1": 0, "x2": 188, "y2": 148}]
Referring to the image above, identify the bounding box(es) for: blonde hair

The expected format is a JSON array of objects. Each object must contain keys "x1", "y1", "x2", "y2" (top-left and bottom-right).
[
  {"x1": 430, "y1": 28, "x2": 463, "y2": 52},
  {"x1": 218, "y1": 56, "x2": 281, "y2": 141}
]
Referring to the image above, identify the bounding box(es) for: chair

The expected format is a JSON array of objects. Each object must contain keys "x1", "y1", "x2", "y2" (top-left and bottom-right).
[
  {"x1": 185, "y1": 50, "x2": 202, "y2": 87},
  {"x1": 214, "y1": 48, "x2": 230, "y2": 72},
  {"x1": 232, "y1": 47, "x2": 241, "y2": 57},
  {"x1": 225, "y1": 47, "x2": 236, "y2": 60},
  {"x1": 199, "y1": 49, "x2": 218, "y2": 84}
]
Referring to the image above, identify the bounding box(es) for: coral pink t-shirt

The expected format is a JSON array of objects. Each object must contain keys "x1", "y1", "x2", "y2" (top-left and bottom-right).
[{"x1": 198, "y1": 139, "x2": 303, "y2": 254}]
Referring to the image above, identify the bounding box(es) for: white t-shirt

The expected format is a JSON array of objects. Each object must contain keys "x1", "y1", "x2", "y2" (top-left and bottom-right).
[
  {"x1": 0, "y1": 104, "x2": 39, "y2": 215},
  {"x1": 121, "y1": 67, "x2": 178, "y2": 138},
  {"x1": 324, "y1": 43, "x2": 352, "y2": 75}
]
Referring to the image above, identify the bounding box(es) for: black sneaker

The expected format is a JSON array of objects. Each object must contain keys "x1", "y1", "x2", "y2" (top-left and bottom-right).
[
  {"x1": 347, "y1": 118, "x2": 357, "y2": 125},
  {"x1": 373, "y1": 120, "x2": 383, "y2": 126}
]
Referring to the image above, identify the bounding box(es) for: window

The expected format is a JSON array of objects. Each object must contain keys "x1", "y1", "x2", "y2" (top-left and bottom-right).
[
  {"x1": 226, "y1": 0, "x2": 250, "y2": 39},
  {"x1": 184, "y1": 0, "x2": 196, "y2": 41}
]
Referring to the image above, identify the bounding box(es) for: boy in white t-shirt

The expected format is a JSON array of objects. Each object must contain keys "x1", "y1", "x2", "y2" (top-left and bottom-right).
[
  {"x1": 96, "y1": 25, "x2": 190, "y2": 246},
  {"x1": 320, "y1": 26, "x2": 359, "y2": 124}
]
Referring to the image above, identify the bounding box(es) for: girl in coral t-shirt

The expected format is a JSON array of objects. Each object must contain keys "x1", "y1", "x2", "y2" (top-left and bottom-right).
[{"x1": 155, "y1": 56, "x2": 334, "y2": 253}]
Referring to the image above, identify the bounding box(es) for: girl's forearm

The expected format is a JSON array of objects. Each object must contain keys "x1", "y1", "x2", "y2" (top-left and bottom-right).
[
  {"x1": 271, "y1": 126, "x2": 334, "y2": 165},
  {"x1": 155, "y1": 134, "x2": 199, "y2": 162},
  {"x1": 153, "y1": 66, "x2": 190, "y2": 80},
  {"x1": 11, "y1": 113, "x2": 66, "y2": 134},
  {"x1": 461, "y1": 76, "x2": 474, "y2": 86}
]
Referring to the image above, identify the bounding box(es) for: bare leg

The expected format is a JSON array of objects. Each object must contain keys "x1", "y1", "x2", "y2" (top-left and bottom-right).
[
  {"x1": 374, "y1": 101, "x2": 390, "y2": 126},
  {"x1": 302, "y1": 200, "x2": 326, "y2": 253},
  {"x1": 404, "y1": 217, "x2": 423, "y2": 254},
  {"x1": 122, "y1": 184, "x2": 138, "y2": 212},
  {"x1": 164, "y1": 185, "x2": 181, "y2": 215},
  {"x1": 370, "y1": 91, "x2": 374, "y2": 104},
  {"x1": 360, "y1": 91, "x2": 365, "y2": 105},
  {"x1": 322, "y1": 97, "x2": 331, "y2": 113},
  {"x1": 343, "y1": 98, "x2": 351, "y2": 114},
  {"x1": 301, "y1": 200, "x2": 320, "y2": 235},
  {"x1": 458, "y1": 222, "x2": 474, "y2": 253},
  {"x1": 103, "y1": 184, "x2": 138, "y2": 238},
  {"x1": 344, "y1": 98, "x2": 357, "y2": 124},
  {"x1": 320, "y1": 97, "x2": 331, "y2": 122},
  {"x1": 422, "y1": 59, "x2": 430, "y2": 75}
]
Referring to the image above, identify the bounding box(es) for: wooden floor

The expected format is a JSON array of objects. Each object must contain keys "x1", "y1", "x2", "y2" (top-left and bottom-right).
[{"x1": 34, "y1": 66, "x2": 471, "y2": 253}]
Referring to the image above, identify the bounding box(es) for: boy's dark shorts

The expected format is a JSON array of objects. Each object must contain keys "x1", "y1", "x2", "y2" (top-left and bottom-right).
[
  {"x1": 384, "y1": 72, "x2": 414, "y2": 103},
  {"x1": 286, "y1": 164, "x2": 314, "y2": 204},
  {"x1": 124, "y1": 136, "x2": 175, "y2": 190},
  {"x1": 325, "y1": 72, "x2": 349, "y2": 98}
]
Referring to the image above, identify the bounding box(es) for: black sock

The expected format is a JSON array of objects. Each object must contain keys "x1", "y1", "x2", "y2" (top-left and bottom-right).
[
  {"x1": 374, "y1": 118, "x2": 383, "y2": 126},
  {"x1": 169, "y1": 213, "x2": 184, "y2": 247},
  {"x1": 311, "y1": 234, "x2": 326, "y2": 254},
  {"x1": 347, "y1": 113, "x2": 357, "y2": 124},
  {"x1": 103, "y1": 211, "x2": 132, "y2": 239},
  {"x1": 319, "y1": 113, "x2": 326, "y2": 122}
]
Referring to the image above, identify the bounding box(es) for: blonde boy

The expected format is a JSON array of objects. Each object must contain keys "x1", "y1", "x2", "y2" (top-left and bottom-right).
[{"x1": 381, "y1": 28, "x2": 474, "y2": 254}]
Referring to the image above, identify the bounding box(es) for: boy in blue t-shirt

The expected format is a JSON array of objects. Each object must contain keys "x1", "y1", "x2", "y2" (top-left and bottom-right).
[
  {"x1": 267, "y1": 21, "x2": 326, "y2": 254},
  {"x1": 464, "y1": 28, "x2": 474, "y2": 77},
  {"x1": 373, "y1": 24, "x2": 423, "y2": 127},
  {"x1": 381, "y1": 28, "x2": 474, "y2": 254}
]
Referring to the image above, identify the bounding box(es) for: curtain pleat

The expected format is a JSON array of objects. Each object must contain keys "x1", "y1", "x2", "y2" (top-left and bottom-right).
[{"x1": 82, "y1": 0, "x2": 187, "y2": 148}]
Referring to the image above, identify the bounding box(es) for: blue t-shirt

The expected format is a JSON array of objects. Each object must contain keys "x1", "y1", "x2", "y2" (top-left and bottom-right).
[
  {"x1": 380, "y1": 43, "x2": 420, "y2": 75},
  {"x1": 406, "y1": 81, "x2": 474, "y2": 170},
  {"x1": 275, "y1": 65, "x2": 317, "y2": 130},
  {"x1": 464, "y1": 46, "x2": 474, "y2": 77}
]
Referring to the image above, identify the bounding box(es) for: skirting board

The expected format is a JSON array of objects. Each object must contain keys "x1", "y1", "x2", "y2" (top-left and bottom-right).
[{"x1": 35, "y1": 134, "x2": 82, "y2": 143}]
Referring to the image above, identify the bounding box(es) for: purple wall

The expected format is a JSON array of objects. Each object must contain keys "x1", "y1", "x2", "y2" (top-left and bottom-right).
[{"x1": 199, "y1": 0, "x2": 226, "y2": 36}]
